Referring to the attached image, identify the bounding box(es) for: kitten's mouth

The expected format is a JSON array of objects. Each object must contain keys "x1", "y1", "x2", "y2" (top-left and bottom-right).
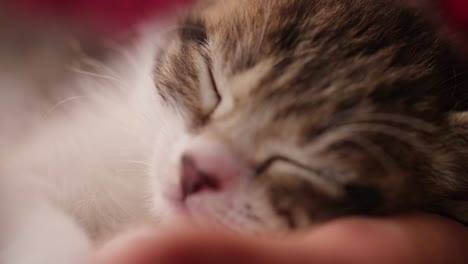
[{"x1": 162, "y1": 182, "x2": 216, "y2": 219}]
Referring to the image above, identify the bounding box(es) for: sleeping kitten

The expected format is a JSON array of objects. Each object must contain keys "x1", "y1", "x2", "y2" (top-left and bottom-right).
[
  {"x1": 151, "y1": 0, "x2": 468, "y2": 230},
  {"x1": 2, "y1": 0, "x2": 468, "y2": 263}
]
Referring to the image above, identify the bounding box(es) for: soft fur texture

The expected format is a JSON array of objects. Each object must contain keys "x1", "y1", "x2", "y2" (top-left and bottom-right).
[{"x1": 1, "y1": 0, "x2": 468, "y2": 263}]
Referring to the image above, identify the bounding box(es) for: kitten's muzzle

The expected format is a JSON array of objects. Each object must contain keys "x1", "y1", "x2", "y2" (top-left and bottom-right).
[
  {"x1": 181, "y1": 154, "x2": 220, "y2": 199},
  {"x1": 179, "y1": 135, "x2": 248, "y2": 201}
]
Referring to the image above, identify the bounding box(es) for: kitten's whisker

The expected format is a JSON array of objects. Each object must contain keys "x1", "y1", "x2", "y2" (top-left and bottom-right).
[
  {"x1": 124, "y1": 160, "x2": 151, "y2": 166},
  {"x1": 204, "y1": 195, "x2": 258, "y2": 234},
  {"x1": 117, "y1": 169, "x2": 150, "y2": 174},
  {"x1": 70, "y1": 67, "x2": 130, "y2": 89},
  {"x1": 224, "y1": 205, "x2": 257, "y2": 234},
  {"x1": 206, "y1": 203, "x2": 232, "y2": 230},
  {"x1": 78, "y1": 57, "x2": 123, "y2": 80},
  {"x1": 101, "y1": 40, "x2": 141, "y2": 71},
  {"x1": 238, "y1": 187, "x2": 270, "y2": 230},
  {"x1": 47, "y1": 95, "x2": 88, "y2": 114},
  {"x1": 68, "y1": 38, "x2": 123, "y2": 77},
  {"x1": 451, "y1": 92, "x2": 468, "y2": 108},
  {"x1": 442, "y1": 66, "x2": 465, "y2": 84}
]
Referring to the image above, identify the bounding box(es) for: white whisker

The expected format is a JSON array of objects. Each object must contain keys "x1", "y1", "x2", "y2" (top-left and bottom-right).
[
  {"x1": 102, "y1": 40, "x2": 141, "y2": 71},
  {"x1": 124, "y1": 160, "x2": 151, "y2": 166},
  {"x1": 79, "y1": 57, "x2": 121, "y2": 78},
  {"x1": 70, "y1": 67, "x2": 129, "y2": 89},
  {"x1": 47, "y1": 96, "x2": 88, "y2": 114}
]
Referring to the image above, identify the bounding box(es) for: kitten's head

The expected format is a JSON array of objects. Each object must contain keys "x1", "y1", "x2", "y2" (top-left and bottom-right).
[{"x1": 151, "y1": 0, "x2": 468, "y2": 233}]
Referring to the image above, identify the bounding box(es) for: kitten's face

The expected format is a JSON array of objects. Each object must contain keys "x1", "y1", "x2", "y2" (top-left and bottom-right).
[{"x1": 151, "y1": 0, "x2": 468, "y2": 232}]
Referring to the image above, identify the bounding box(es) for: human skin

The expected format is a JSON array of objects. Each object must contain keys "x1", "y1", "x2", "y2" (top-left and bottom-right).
[{"x1": 95, "y1": 214, "x2": 468, "y2": 264}]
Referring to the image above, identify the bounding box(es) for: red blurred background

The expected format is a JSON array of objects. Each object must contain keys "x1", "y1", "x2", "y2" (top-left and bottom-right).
[
  {"x1": 6, "y1": 0, "x2": 468, "y2": 38},
  {"x1": 442, "y1": 0, "x2": 468, "y2": 30},
  {"x1": 9, "y1": 0, "x2": 194, "y2": 34}
]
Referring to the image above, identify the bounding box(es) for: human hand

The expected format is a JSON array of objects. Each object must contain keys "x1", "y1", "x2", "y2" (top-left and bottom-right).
[{"x1": 95, "y1": 214, "x2": 468, "y2": 264}]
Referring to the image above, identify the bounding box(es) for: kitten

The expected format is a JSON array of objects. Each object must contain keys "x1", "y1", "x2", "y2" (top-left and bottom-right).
[
  {"x1": 152, "y1": 0, "x2": 468, "y2": 230},
  {"x1": 2, "y1": 0, "x2": 468, "y2": 263}
]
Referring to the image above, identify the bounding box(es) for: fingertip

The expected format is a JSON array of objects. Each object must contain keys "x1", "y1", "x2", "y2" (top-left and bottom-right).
[
  {"x1": 94, "y1": 227, "x2": 165, "y2": 264},
  {"x1": 297, "y1": 214, "x2": 468, "y2": 264}
]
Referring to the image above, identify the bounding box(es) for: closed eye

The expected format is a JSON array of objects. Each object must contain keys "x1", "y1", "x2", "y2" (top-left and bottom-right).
[
  {"x1": 255, "y1": 156, "x2": 343, "y2": 198},
  {"x1": 255, "y1": 155, "x2": 341, "y2": 197},
  {"x1": 198, "y1": 56, "x2": 221, "y2": 124},
  {"x1": 255, "y1": 155, "x2": 325, "y2": 177}
]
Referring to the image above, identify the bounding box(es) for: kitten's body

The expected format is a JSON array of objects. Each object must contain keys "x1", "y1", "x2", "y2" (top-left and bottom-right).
[
  {"x1": 0, "y1": 23, "x2": 164, "y2": 262},
  {"x1": 1, "y1": 0, "x2": 468, "y2": 263}
]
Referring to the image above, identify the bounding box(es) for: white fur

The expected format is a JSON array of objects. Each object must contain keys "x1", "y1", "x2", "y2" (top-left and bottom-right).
[{"x1": 0, "y1": 23, "x2": 187, "y2": 263}]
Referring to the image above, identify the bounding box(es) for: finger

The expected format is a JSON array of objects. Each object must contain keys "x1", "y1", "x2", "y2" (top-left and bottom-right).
[
  {"x1": 95, "y1": 214, "x2": 468, "y2": 264},
  {"x1": 295, "y1": 213, "x2": 468, "y2": 264},
  {"x1": 94, "y1": 227, "x2": 297, "y2": 264}
]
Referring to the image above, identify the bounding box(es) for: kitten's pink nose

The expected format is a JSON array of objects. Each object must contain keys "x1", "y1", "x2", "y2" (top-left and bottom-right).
[
  {"x1": 181, "y1": 154, "x2": 220, "y2": 199},
  {"x1": 180, "y1": 137, "x2": 246, "y2": 200}
]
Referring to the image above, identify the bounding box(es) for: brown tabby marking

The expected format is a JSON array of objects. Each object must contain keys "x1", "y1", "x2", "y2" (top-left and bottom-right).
[{"x1": 155, "y1": 0, "x2": 468, "y2": 230}]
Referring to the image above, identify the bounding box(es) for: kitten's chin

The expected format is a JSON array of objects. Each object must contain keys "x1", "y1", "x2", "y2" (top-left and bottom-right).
[
  {"x1": 163, "y1": 192, "x2": 220, "y2": 223},
  {"x1": 157, "y1": 189, "x2": 241, "y2": 232},
  {"x1": 183, "y1": 198, "x2": 242, "y2": 232},
  {"x1": 155, "y1": 182, "x2": 289, "y2": 235}
]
